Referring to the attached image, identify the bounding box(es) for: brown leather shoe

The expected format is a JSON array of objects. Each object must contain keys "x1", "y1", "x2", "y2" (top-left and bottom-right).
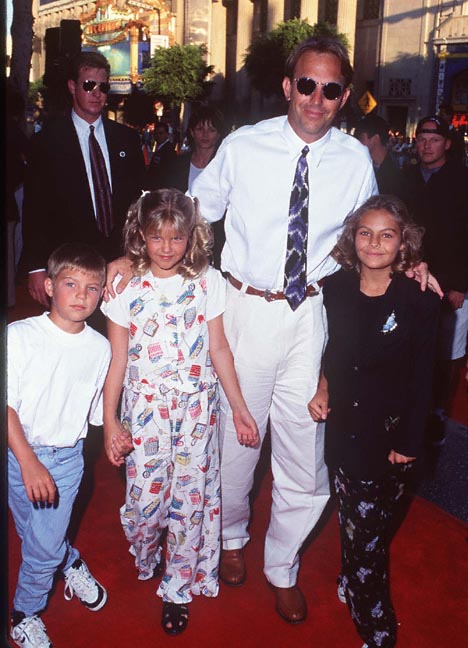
[
  {"x1": 272, "y1": 585, "x2": 307, "y2": 624},
  {"x1": 219, "y1": 549, "x2": 246, "y2": 586}
]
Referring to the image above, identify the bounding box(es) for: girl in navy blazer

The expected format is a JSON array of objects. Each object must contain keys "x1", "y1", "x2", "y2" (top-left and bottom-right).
[{"x1": 309, "y1": 195, "x2": 440, "y2": 648}]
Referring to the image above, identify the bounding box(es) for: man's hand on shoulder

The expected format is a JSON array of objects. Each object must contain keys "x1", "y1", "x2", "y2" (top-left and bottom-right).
[
  {"x1": 405, "y1": 262, "x2": 443, "y2": 298},
  {"x1": 28, "y1": 271, "x2": 49, "y2": 307},
  {"x1": 104, "y1": 256, "x2": 133, "y2": 301}
]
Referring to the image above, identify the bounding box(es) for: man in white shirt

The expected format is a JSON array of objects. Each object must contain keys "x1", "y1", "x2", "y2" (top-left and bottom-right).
[
  {"x1": 190, "y1": 36, "x2": 377, "y2": 623},
  {"x1": 106, "y1": 36, "x2": 433, "y2": 623}
]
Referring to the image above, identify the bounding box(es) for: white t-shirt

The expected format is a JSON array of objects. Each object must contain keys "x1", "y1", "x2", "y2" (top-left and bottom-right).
[{"x1": 8, "y1": 313, "x2": 111, "y2": 448}]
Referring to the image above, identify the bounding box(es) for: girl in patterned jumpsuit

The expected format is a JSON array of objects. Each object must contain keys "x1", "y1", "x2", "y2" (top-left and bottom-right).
[{"x1": 102, "y1": 189, "x2": 258, "y2": 636}]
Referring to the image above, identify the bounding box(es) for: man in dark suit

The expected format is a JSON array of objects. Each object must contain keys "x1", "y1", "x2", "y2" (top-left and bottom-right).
[
  {"x1": 354, "y1": 114, "x2": 404, "y2": 197},
  {"x1": 22, "y1": 51, "x2": 145, "y2": 306},
  {"x1": 147, "y1": 121, "x2": 176, "y2": 190}
]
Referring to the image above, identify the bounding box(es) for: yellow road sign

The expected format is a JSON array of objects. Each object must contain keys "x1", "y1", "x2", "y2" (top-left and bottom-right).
[{"x1": 358, "y1": 91, "x2": 377, "y2": 114}]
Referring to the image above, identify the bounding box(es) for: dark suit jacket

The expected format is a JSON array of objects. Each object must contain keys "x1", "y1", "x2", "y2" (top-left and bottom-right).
[
  {"x1": 146, "y1": 139, "x2": 177, "y2": 190},
  {"x1": 22, "y1": 113, "x2": 145, "y2": 269},
  {"x1": 165, "y1": 152, "x2": 192, "y2": 192},
  {"x1": 402, "y1": 159, "x2": 468, "y2": 294},
  {"x1": 322, "y1": 270, "x2": 440, "y2": 480},
  {"x1": 374, "y1": 154, "x2": 404, "y2": 198}
]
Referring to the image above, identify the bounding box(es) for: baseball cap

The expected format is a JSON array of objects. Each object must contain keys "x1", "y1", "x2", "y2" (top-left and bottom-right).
[{"x1": 415, "y1": 116, "x2": 449, "y2": 138}]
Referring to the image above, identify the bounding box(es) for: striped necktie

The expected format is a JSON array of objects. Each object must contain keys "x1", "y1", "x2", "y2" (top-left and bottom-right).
[
  {"x1": 89, "y1": 125, "x2": 113, "y2": 237},
  {"x1": 284, "y1": 145, "x2": 309, "y2": 311}
]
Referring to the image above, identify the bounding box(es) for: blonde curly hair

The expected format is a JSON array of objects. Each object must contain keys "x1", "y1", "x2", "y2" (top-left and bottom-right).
[{"x1": 123, "y1": 189, "x2": 213, "y2": 279}]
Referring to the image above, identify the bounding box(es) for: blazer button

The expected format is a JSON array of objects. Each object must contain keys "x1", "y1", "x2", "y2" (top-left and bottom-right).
[
  {"x1": 353, "y1": 365, "x2": 359, "y2": 371},
  {"x1": 352, "y1": 400, "x2": 359, "y2": 407}
]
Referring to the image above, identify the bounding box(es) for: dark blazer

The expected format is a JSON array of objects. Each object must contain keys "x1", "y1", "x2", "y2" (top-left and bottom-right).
[
  {"x1": 146, "y1": 139, "x2": 177, "y2": 190},
  {"x1": 322, "y1": 270, "x2": 440, "y2": 480},
  {"x1": 165, "y1": 153, "x2": 192, "y2": 192},
  {"x1": 22, "y1": 113, "x2": 145, "y2": 270},
  {"x1": 402, "y1": 159, "x2": 468, "y2": 294},
  {"x1": 374, "y1": 153, "x2": 404, "y2": 198}
]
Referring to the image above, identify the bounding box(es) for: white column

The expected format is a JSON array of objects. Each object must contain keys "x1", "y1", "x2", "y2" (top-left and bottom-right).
[
  {"x1": 210, "y1": 0, "x2": 227, "y2": 101},
  {"x1": 300, "y1": 0, "x2": 319, "y2": 25},
  {"x1": 267, "y1": 0, "x2": 283, "y2": 31},
  {"x1": 235, "y1": 0, "x2": 254, "y2": 112},
  {"x1": 336, "y1": 0, "x2": 357, "y2": 62}
]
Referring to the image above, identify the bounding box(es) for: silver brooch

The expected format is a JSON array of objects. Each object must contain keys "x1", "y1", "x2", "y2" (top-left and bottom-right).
[{"x1": 381, "y1": 310, "x2": 397, "y2": 334}]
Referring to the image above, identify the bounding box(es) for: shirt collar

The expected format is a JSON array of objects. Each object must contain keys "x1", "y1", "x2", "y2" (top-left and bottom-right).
[
  {"x1": 283, "y1": 117, "x2": 331, "y2": 168},
  {"x1": 72, "y1": 109, "x2": 104, "y2": 136}
]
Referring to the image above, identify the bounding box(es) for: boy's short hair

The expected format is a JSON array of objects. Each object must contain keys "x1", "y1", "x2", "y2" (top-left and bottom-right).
[{"x1": 47, "y1": 243, "x2": 107, "y2": 284}]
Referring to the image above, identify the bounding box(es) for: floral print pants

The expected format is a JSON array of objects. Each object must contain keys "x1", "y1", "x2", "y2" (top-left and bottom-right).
[{"x1": 334, "y1": 463, "x2": 413, "y2": 648}]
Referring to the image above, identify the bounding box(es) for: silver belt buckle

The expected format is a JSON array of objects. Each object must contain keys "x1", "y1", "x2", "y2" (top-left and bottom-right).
[{"x1": 263, "y1": 289, "x2": 275, "y2": 302}]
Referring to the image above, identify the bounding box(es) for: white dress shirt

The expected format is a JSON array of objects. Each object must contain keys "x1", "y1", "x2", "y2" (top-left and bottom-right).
[{"x1": 191, "y1": 116, "x2": 377, "y2": 291}]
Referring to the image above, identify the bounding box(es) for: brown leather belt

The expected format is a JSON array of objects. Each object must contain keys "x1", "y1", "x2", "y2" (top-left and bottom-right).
[{"x1": 226, "y1": 273, "x2": 325, "y2": 302}]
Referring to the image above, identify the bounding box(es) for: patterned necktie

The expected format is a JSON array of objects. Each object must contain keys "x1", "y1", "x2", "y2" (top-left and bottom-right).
[
  {"x1": 284, "y1": 145, "x2": 309, "y2": 311},
  {"x1": 89, "y1": 125, "x2": 113, "y2": 237}
]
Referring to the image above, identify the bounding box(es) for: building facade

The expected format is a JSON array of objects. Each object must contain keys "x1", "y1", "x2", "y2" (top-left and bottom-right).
[
  {"x1": 353, "y1": 0, "x2": 468, "y2": 135},
  {"x1": 29, "y1": 0, "x2": 468, "y2": 131}
]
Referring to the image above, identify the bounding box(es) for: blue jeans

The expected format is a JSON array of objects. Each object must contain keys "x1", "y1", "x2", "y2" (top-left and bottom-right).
[{"x1": 8, "y1": 442, "x2": 84, "y2": 616}]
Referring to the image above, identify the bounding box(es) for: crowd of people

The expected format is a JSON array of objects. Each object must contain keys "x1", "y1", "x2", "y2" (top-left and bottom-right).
[{"x1": 6, "y1": 38, "x2": 468, "y2": 648}]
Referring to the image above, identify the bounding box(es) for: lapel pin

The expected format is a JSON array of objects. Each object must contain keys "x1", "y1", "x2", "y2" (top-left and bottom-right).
[
  {"x1": 120, "y1": 151, "x2": 126, "y2": 158},
  {"x1": 381, "y1": 310, "x2": 397, "y2": 334}
]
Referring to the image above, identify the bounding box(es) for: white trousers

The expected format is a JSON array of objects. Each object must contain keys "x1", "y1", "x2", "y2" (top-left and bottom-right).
[{"x1": 219, "y1": 282, "x2": 330, "y2": 587}]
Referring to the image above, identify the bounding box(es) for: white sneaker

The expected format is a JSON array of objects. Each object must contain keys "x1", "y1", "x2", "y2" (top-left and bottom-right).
[
  {"x1": 11, "y1": 615, "x2": 52, "y2": 648},
  {"x1": 63, "y1": 558, "x2": 107, "y2": 611},
  {"x1": 337, "y1": 581, "x2": 346, "y2": 604}
]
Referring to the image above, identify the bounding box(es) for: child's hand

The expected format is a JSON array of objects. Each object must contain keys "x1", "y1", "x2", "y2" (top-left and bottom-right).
[
  {"x1": 388, "y1": 449, "x2": 416, "y2": 464},
  {"x1": 104, "y1": 417, "x2": 132, "y2": 467},
  {"x1": 233, "y1": 409, "x2": 259, "y2": 448},
  {"x1": 308, "y1": 388, "x2": 330, "y2": 422},
  {"x1": 112, "y1": 429, "x2": 134, "y2": 463},
  {"x1": 21, "y1": 457, "x2": 56, "y2": 505}
]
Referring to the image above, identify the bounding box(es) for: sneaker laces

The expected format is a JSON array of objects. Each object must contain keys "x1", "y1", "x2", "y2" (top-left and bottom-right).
[
  {"x1": 64, "y1": 562, "x2": 98, "y2": 602},
  {"x1": 13, "y1": 615, "x2": 51, "y2": 647}
]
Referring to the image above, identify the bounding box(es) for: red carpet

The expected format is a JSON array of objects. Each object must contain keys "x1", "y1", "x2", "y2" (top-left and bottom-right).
[{"x1": 6, "y1": 285, "x2": 468, "y2": 647}]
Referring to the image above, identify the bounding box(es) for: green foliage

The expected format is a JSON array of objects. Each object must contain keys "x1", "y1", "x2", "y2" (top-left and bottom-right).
[
  {"x1": 28, "y1": 77, "x2": 46, "y2": 105},
  {"x1": 143, "y1": 43, "x2": 214, "y2": 109},
  {"x1": 244, "y1": 19, "x2": 349, "y2": 97}
]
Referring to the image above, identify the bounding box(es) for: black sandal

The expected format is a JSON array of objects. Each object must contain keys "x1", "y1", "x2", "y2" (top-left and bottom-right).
[{"x1": 161, "y1": 602, "x2": 189, "y2": 636}]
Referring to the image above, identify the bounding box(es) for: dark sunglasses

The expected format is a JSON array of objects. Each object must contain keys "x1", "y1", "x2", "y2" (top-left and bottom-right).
[
  {"x1": 82, "y1": 80, "x2": 111, "y2": 94},
  {"x1": 294, "y1": 77, "x2": 344, "y2": 100}
]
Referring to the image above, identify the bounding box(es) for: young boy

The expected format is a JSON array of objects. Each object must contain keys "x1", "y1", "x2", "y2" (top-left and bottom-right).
[{"x1": 8, "y1": 243, "x2": 111, "y2": 648}]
